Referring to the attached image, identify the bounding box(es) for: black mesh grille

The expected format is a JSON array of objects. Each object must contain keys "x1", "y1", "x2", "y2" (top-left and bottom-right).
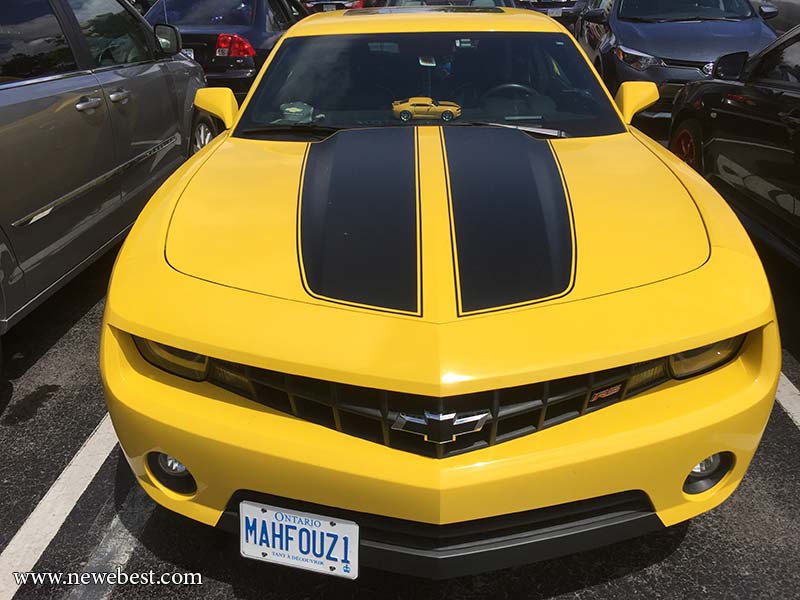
[{"x1": 206, "y1": 357, "x2": 670, "y2": 458}]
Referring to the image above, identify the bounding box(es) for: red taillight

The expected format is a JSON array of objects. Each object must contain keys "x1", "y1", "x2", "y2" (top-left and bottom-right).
[
  {"x1": 216, "y1": 33, "x2": 256, "y2": 58},
  {"x1": 350, "y1": 0, "x2": 364, "y2": 7}
]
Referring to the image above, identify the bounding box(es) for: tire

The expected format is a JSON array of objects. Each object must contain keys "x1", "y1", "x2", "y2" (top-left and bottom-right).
[
  {"x1": 190, "y1": 113, "x2": 218, "y2": 156},
  {"x1": 669, "y1": 118, "x2": 704, "y2": 172},
  {"x1": 441, "y1": 110, "x2": 454, "y2": 122},
  {"x1": 399, "y1": 110, "x2": 412, "y2": 122}
]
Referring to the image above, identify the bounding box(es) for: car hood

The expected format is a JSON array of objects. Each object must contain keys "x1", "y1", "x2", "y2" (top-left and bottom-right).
[
  {"x1": 165, "y1": 127, "x2": 709, "y2": 324},
  {"x1": 612, "y1": 17, "x2": 776, "y2": 62}
]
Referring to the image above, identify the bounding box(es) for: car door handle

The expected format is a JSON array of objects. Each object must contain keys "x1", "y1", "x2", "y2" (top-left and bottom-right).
[
  {"x1": 75, "y1": 96, "x2": 103, "y2": 112},
  {"x1": 109, "y1": 89, "x2": 131, "y2": 104}
]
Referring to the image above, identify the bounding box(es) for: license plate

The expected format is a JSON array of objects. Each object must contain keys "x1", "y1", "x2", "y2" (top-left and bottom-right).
[
  {"x1": 183, "y1": 48, "x2": 194, "y2": 59},
  {"x1": 323, "y1": 3, "x2": 336, "y2": 10},
  {"x1": 240, "y1": 501, "x2": 359, "y2": 579},
  {"x1": 547, "y1": 7, "x2": 563, "y2": 17}
]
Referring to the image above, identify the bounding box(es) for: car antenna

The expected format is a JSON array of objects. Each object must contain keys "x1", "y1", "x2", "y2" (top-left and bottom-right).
[{"x1": 163, "y1": 0, "x2": 168, "y2": 23}]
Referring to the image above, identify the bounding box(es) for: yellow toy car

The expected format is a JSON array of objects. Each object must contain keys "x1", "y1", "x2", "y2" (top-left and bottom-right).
[
  {"x1": 101, "y1": 7, "x2": 780, "y2": 581},
  {"x1": 393, "y1": 96, "x2": 462, "y2": 122}
]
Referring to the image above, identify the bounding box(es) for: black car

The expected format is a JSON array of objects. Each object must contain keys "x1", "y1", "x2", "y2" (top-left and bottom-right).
[
  {"x1": 670, "y1": 25, "x2": 800, "y2": 265},
  {"x1": 575, "y1": 0, "x2": 779, "y2": 123},
  {"x1": 517, "y1": 0, "x2": 588, "y2": 31},
  {"x1": 145, "y1": 0, "x2": 307, "y2": 103}
]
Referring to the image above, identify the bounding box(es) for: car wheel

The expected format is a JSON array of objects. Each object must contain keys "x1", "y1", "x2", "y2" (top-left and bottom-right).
[
  {"x1": 441, "y1": 110, "x2": 454, "y2": 122},
  {"x1": 670, "y1": 118, "x2": 703, "y2": 172},
  {"x1": 399, "y1": 110, "x2": 412, "y2": 122},
  {"x1": 190, "y1": 113, "x2": 218, "y2": 156}
]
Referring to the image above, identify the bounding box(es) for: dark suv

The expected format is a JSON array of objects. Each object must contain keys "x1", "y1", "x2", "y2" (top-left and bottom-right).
[
  {"x1": 0, "y1": 0, "x2": 205, "y2": 365},
  {"x1": 145, "y1": 0, "x2": 307, "y2": 103}
]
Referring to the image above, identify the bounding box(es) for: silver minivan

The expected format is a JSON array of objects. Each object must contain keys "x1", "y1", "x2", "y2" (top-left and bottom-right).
[{"x1": 0, "y1": 0, "x2": 206, "y2": 368}]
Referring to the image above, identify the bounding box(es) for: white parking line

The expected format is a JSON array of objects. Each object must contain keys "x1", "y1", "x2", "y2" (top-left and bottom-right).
[
  {"x1": 0, "y1": 414, "x2": 118, "y2": 600},
  {"x1": 66, "y1": 488, "x2": 154, "y2": 600},
  {"x1": 777, "y1": 373, "x2": 800, "y2": 430}
]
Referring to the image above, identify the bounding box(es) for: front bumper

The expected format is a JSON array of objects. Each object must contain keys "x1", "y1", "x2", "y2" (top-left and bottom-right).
[{"x1": 102, "y1": 321, "x2": 780, "y2": 576}]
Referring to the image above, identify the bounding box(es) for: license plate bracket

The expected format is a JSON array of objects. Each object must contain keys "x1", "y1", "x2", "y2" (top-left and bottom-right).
[{"x1": 239, "y1": 501, "x2": 359, "y2": 579}]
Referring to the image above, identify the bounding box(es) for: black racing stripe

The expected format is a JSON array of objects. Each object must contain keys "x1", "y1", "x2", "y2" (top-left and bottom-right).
[
  {"x1": 443, "y1": 127, "x2": 574, "y2": 314},
  {"x1": 300, "y1": 128, "x2": 419, "y2": 313}
]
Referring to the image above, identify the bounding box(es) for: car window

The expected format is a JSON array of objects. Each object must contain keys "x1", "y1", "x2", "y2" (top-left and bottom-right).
[
  {"x1": 752, "y1": 37, "x2": 800, "y2": 86},
  {"x1": 268, "y1": 0, "x2": 293, "y2": 29},
  {"x1": 67, "y1": 0, "x2": 153, "y2": 67},
  {"x1": 236, "y1": 32, "x2": 625, "y2": 138},
  {"x1": 0, "y1": 0, "x2": 78, "y2": 84},
  {"x1": 145, "y1": 0, "x2": 256, "y2": 26}
]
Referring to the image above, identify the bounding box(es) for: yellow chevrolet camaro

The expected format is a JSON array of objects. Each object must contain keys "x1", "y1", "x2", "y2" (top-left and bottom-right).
[
  {"x1": 392, "y1": 96, "x2": 463, "y2": 122},
  {"x1": 101, "y1": 7, "x2": 781, "y2": 580}
]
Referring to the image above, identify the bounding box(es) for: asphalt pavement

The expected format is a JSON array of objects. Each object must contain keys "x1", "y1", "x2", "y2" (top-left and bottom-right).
[{"x1": 0, "y1": 228, "x2": 799, "y2": 600}]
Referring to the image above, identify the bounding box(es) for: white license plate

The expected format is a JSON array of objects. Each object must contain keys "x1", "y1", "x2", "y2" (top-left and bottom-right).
[
  {"x1": 240, "y1": 501, "x2": 359, "y2": 579},
  {"x1": 323, "y1": 3, "x2": 336, "y2": 10},
  {"x1": 183, "y1": 48, "x2": 194, "y2": 59},
  {"x1": 547, "y1": 7, "x2": 563, "y2": 17}
]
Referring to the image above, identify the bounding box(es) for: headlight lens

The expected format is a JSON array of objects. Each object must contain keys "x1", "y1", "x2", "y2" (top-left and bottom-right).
[
  {"x1": 669, "y1": 335, "x2": 745, "y2": 379},
  {"x1": 613, "y1": 45, "x2": 665, "y2": 71},
  {"x1": 133, "y1": 337, "x2": 209, "y2": 381}
]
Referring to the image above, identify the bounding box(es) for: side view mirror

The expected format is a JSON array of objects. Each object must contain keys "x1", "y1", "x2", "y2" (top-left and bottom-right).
[
  {"x1": 758, "y1": 2, "x2": 779, "y2": 19},
  {"x1": 614, "y1": 81, "x2": 659, "y2": 124},
  {"x1": 154, "y1": 24, "x2": 182, "y2": 56},
  {"x1": 194, "y1": 88, "x2": 239, "y2": 130},
  {"x1": 582, "y1": 8, "x2": 608, "y2": 25},
  {"x1": 713, "y1": 51, "x2": 749, "y2": 80}
]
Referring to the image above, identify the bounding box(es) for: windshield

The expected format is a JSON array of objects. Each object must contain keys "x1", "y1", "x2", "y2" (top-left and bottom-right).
[
  {"x1": 236, "y1": 32, "x2": 625, "y2": 138},
  {"x1": 618, "y1": 0, "x2": 753, "y2": 21},
  {"x1": 145, "y1": 0, "x2": 255, "y2": 27}
]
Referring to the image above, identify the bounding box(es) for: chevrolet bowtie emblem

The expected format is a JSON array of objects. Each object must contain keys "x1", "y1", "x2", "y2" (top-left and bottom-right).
[{"x1": 391, "y1": 411, "x2": 490, "y2": 444}]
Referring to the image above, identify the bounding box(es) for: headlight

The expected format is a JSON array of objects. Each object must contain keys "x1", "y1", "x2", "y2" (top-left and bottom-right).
[
  {"x1": 613, "y1": 45, "x2": 665, "y2": 71},
  {"x1": 133, "y1": 337, "x2": 209, "y2": 381},
  {"x1": 669, "y1": 335, "x2": 745, "y2": 379}
]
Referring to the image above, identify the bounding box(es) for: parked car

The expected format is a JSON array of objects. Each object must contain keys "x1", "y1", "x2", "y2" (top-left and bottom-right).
[
  {"x1": 575, "y1": 0, "x2": 779, "y2": 123},
  {"x1": 145, "y1": 0, "x2": 307, "y2": 103},
  {"x1": 0, "y1": 0, "x2": 206, "y2": 370},
  {"x1": 102, "y1": 8, "x2": 780, "y2": 581},
  {"x1": 379, "y1": 0, "x2": 516, "y2": 6},
  {"x1": 670, "y1": 25, "x2": 800, "y2": 266},
  {"x1": 517, "y1": 0, "x2": 588, "y2": 31}
]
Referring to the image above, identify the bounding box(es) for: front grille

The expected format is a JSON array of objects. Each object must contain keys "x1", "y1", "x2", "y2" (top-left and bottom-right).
[
  {"x1": 206, "y1": 356, "x2": 670, "y2": 458},
  {"x1": 662, "y1": 58, "x2": 708, "y2": 69}
]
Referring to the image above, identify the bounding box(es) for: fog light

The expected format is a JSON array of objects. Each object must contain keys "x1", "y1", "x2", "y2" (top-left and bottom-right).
[
  {"x1": 690, "y1": 454, "x2": 721, "y2": 477},
  {"x1": 683, "y1": 452, "x2": 733, "y2": 495},
  {"x1": 148, "y1": 452, "x2": 197, "y2": 495},
  {"x1": 158, "y1": 453, "x2": 188, "y2": 476}
]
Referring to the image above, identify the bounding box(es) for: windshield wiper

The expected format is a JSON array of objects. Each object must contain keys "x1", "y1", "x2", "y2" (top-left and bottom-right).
[
  {"x1": 657, "y1": 15, "x2": 744, "y2": 22},
  {"x1": 619, "y1": 16, "x2": 662, "y2": 22},
  {"x1": 236, "y1": 124, "x2": 343, "y2": 140},
  {"x1": 455, "y1": 121, "x2": 568, "y2": 138}
]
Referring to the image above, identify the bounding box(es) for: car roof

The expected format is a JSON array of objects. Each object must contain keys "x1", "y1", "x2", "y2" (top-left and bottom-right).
[{"x1": 284, "y1": 7, "x2": 565, "y2": 38}]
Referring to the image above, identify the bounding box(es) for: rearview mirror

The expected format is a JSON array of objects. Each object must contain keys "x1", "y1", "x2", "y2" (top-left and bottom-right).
[
  {"x1": 713, "y1": 51, "x2": 749, "y2": 80},
  {"x1": 758, "y1": 2, "x2": 779, "y2": 19},
  {"x1": 582, "y1": 8, "x2": 608, "y2": 25},
  {"x1": 614, "y1": 81, "x2": 659, "y2": 125},
  {"x1": 194, "y1": 88, "x2": 239, "y2": 130},
  {"x1": 154, "y1": 24, "x2": 181, "y2": 56}
]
